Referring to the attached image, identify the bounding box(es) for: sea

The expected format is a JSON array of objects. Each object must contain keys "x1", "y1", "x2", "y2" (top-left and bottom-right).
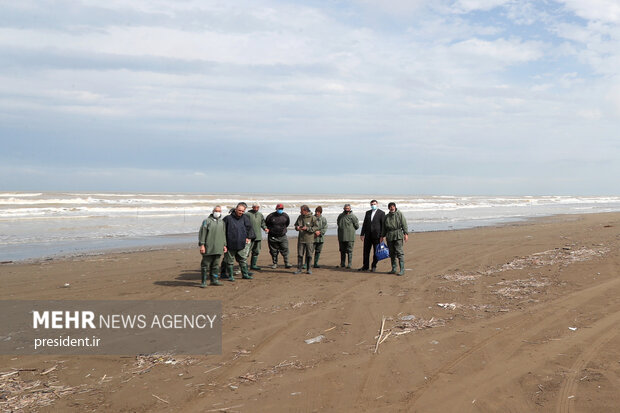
[{"x1": 1, "y1": 192, "x2": 619, "y2": 262}]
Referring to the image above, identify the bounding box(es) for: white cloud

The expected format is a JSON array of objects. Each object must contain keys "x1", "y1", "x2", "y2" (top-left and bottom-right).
[
  {"x1": 560, "y1": 0, "x2": 620, "y2": 23},
  {"x1": 1, "y1": 0, "x2": 619, "y2": 194},
  {"x1": 452, "y1": 0, "x2": 511, "y2": 13},
  {"x1": 450, "y1": 37, "x2": 545, "y2": 65}
]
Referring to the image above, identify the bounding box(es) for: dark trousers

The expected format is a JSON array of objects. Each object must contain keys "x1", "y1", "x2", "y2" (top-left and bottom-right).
[{"x1": 362, "y1": 237, "x2": 380, "y2": 269}]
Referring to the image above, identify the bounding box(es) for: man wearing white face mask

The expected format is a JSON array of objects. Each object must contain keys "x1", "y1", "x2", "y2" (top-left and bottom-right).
[{"x1": 198, "y1": 205, "x2": 227, "y2": 287}]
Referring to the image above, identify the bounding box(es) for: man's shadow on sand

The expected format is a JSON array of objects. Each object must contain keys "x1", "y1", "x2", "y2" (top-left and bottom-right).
[
  {"x1": 153, "y1": 270, "x2": 201, "y2": 287},
  {"x1": 153, "y1": 264, "x2": 359, "y2": 288}
]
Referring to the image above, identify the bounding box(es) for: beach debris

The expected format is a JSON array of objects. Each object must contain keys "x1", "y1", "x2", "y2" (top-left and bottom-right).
[
  {"x1": 62, "y1": 283, "x2": 70, "y2": 288},
  {"x1": 232, "y1": 349, "x2": 251, "y2": 360},
  {"x1": 0, "y1": 368, "x2": 90, "y2": 411},
  {"x1": 394, "y1": 317, "x2": 445, "y2": 334},
  {"x1": 238, "y1": 359, "x2": 314, "y2": 384},
  {"x1": 291, "y1": 392, "x2": 302, "y2": 396},
  {"x1": 374, "y1": 316, "x2": 387, "y2": 354},
  {"x1": 492, "y1": 277, "x2": 551, "y2": 299},
  {"x1": 204, "y1": 365, "x2": 223, "y2": 374},
  {"x1": 305, "y1": 335, "x2": 325, "y2": 344},
  {"x1": 238, "y1": 373, "x2": 257, "y2": 382},
  {"x1": 568, "y1": 327, "x2": 578, "y2": 331},
  {"x1": 152, "y1": 394, "x2": 169, "y2": 404},
  {"x1": 370, "y1": 314, "x2": 448, "y2": 351},
  {"x1": 130, "y1": 353, "x2": 196, "y2": 375},
  {"x1": 437, "y1": 303, "x2": 458, "y2": 310},
  {"x1": 439, "y1": 246, "x2": 609, "y2": 283},
  {"x1": 40, "y1": 365, "x2": 58, "y2": 375},
  {"x1": 206, "y1": 404, "x2": 244, "y2": 412},
  {"x1": 324, "y1": 326, "x2": 336, "y2": 332}
]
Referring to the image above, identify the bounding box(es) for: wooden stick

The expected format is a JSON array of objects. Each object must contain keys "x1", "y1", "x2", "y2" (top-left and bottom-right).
[
  {"x1": 206, "y1": 404, "x2": 244, "y2": 412},
  {"x1": 374, "y1": 316, "x2": 386, "y2": 354},
  {"x1": 152, "y1": 394, "x2": 169, "y2": 404},
  {"x1": 379, "y1": 331, "x2": 392, "y2": 345},
  {"x1": 40, "y1": 365, "x2": 57, "y2": 375},
  {"x1": 204, "y1": 365, "x2": 222, "y2": 374}
]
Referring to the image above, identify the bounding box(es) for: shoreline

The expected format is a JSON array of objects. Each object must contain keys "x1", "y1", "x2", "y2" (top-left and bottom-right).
[
  {"x1": 1, "y1": 211, "x2": 613, "y2": 265},
  {"x1": 3, "y1": 192, "x2": 619, "y2": 264}
]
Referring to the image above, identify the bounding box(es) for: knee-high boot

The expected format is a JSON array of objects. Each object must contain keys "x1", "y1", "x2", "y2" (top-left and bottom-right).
[
  {"x1": 250, "y1": 256, "x2": 261, "y2": 270},
  {"x1": 313, "y1": 252, "x2": 321, "y2": 268},
  {"x1": 241, "y1": 262, "x2": 252, "y2": 279},
  {"x1": 210, "y1": 273, "x2": 222, "y2": 286},
  {"x1": 294, "y1": 257, "x2": 303, "y2": 274},
  {"x1": 389, "y1": 257, "x2": 397, "y2": 274}
]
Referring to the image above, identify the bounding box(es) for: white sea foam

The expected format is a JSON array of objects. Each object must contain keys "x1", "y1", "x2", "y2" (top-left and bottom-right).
[{"x1": 1, "y1": 192, "x2": 619, "y2": 261}]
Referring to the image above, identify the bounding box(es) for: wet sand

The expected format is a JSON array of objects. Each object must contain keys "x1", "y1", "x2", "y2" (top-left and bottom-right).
[{"x1": 1, "y1": 212, "x2": 619, "y2": 412}]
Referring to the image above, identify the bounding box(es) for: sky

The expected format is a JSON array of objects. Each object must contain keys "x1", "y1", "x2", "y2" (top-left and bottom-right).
[{"x1": 0, "y1": 0, "x2": 619, "y2": 195}]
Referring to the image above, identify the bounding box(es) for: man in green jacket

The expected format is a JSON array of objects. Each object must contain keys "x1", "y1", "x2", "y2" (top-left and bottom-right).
[
  {"x1": 294, "y1": 205, "x2": 319, "y2": 274},
  {"x1": 246, "y1": 202, "x2": 268, "y2": 271},
  {"x1": 337, "y1": 203, "x2": 359, "y2": 269},
  {"x1": 380, "y1": 202, "x2": 409, "y2": 276},
  {"x1": 313, "y1": 206, "x2": 328, "y2": 268},
  {"x1": 198, "y1": 206, "x2": 227, "y2": 287}
]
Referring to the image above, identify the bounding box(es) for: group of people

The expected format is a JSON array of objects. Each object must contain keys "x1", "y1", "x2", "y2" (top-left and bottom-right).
[{"x1": 197, "y1": 200, "x2": 409, "y2": 287}]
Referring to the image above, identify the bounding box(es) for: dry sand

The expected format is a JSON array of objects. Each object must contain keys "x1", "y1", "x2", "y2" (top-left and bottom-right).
[{"x1": 1, "y1": 212, "x2": 619, "y2": 412}]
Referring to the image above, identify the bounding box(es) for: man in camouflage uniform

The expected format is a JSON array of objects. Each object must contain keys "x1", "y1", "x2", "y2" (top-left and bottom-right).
[
  {"x1": 198, "y1": 205, "x2": 227, "y2": 287},
  {"x1": 337, "y1": 203, "x2": 359, "y2": 269},
  {"x1": 246, "y1": 202, "x2": 268, "y2": 271},
  {"x1": 312, "y1": 206, "x2": 328, "y2": 268},
  {"x1": 381, "y1": 202, "x2": 409, "y2": 276},
  {"x1": 294, "y1": 205, "x2": 319, "y2": 274}
]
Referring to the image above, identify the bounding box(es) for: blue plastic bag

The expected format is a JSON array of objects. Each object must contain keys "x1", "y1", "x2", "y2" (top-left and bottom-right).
[{"x1": 375, "y1": 242, "x2": 390, "y2": 261}]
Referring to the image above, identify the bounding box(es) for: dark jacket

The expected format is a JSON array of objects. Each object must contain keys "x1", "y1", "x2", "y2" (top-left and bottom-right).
[
  {"x1": 223, "y1": 214, "x2": 256, "y2": 251},
  {"x1": 265, "y1": 212, "x2": 290, "y2": 237},
  {"x1": 360, "y1": 208, "x2": 385, "y2": 240}
]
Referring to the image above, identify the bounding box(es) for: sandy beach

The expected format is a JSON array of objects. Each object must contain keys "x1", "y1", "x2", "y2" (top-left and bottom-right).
[{"x1": 1, "y1": 212, "x2": 619, "y2": 412}]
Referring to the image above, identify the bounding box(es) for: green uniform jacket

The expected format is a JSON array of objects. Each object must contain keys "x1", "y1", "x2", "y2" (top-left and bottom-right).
[
  {"x1": 381, "y1": 210, "x2": 408, "y2": 241},
  {"x1": 246, "y1": 210, "x2": 267, "y2": 241},
  {"x1": 294, "y1": 214, "x2": 319, "y2": 244},
  {"x1": 314, "y1": 215, "x2": 328, "y2": 243},
  {"x1": 198, "y1": 214, "x2": 227, "y2": 255},
  {"x1": 337, "y1": 212, "x2": 359, "y2": 242}
]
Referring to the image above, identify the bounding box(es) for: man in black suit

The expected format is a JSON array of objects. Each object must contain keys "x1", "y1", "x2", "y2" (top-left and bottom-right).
[{"x1": 358, "y1": 199, "x2": 385, "y2": 272}]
